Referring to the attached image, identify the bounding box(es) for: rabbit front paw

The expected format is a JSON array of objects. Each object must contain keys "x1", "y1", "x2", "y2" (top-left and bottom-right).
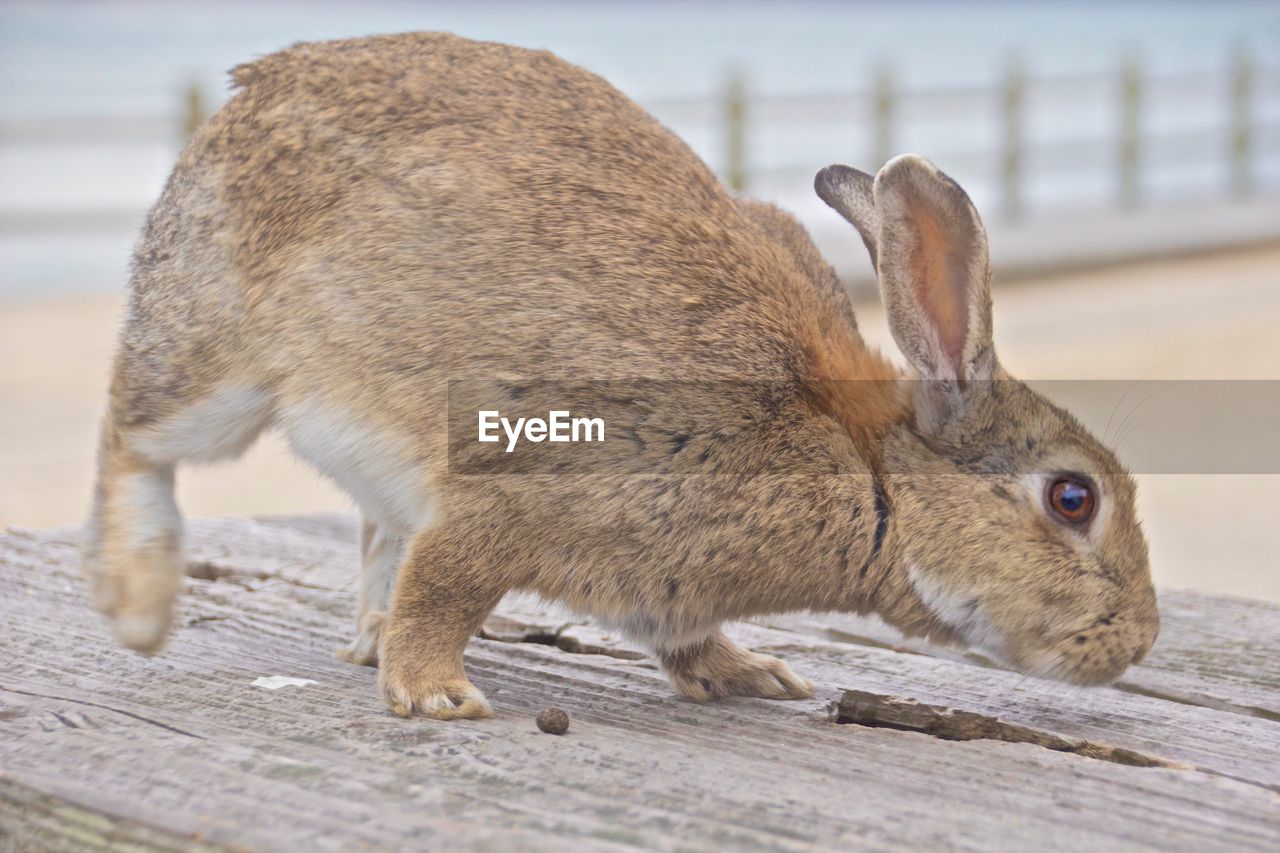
[
  {"x1": 379, "y1": 670, "x2": 493, "y2": 720},
  {"x1": 377, "y1": 626, "x2": 492, "y2": 720}
]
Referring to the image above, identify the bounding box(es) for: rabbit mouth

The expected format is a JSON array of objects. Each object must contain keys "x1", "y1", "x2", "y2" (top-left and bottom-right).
[
  {"x1": 905, "y1": 562, "x2": 1007, "y2": 661},
  {"x1": 1023, "y1": 648, "x2": 1127, "y2": 686}
]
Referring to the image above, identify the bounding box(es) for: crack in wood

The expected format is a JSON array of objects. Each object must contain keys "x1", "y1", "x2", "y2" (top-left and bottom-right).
[
  {"x1": 831, "y1": 689, "x2": 1182, "y2": 769},
  {"x1": 834, "y1": 690, "x2": 1280, "y2": 795},
  {"x1": 478, "y1": 623, "x2": 646, "y2": 661},
  {"x1": 185, "y1": 560, "x2": 329, "y2": 591},
  {"x1": 183, "y1": 614, "x2": 231, "y2": 628},
  {"x1": 1113, "y1": 680, "x2": 1280, "y2": 723},
  {"x1": 0, "y1": 686, "x2": 206, "y2": 741}
]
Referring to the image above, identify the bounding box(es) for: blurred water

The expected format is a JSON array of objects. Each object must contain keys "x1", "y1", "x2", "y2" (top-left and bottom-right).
[{"x1": 2, "y1": 0, "x2": 1278, "y2": 298}]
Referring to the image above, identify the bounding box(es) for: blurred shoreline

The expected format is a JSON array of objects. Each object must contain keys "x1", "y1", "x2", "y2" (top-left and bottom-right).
[
  {"x1": 3, "y1": 245, "x2": 1278, "y2": 602},
  {"x1": 4, "y1": 1, "x2": 1279, "y2": 299}
]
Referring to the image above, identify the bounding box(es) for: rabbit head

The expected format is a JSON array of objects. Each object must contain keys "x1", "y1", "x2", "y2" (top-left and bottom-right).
[{"x1": 817, "y1": 155, "x2": 1158, "y2": 685}]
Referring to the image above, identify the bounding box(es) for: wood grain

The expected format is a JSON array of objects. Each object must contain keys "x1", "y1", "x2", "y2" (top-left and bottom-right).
[{"x1": 2, "y1": 515, "x2": 1277, "y2": 851}]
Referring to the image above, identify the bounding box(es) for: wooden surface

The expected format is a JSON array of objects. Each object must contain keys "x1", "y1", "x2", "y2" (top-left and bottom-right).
[{"x1": 1, "y1": 514, "x2": 1277, "y2": 851}]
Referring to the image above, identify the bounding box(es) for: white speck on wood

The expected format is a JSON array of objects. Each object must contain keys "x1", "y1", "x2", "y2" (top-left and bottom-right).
[{"x1": 252, "y1": 676, "x2": 319, "y2": 690}]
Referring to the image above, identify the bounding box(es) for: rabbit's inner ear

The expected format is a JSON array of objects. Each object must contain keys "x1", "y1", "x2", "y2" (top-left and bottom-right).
[
  {"x1": 903, "y1": 201, "x2": 972, "y2": 377},
  {"x1": 873, "y1": 155, "x2": 993, "y2": 385}
]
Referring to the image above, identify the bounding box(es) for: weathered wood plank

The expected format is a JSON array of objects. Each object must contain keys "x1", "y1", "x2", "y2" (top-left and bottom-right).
[
  {"x1": 2, "y1": 518, "x2": 1278, "y2": 851},
  {"x1": 0, "y1": 774, "x2": 212, "y2": 853},
  {"x1": 1123, "y1": 589, "x2": 1280, "y2": 718}
]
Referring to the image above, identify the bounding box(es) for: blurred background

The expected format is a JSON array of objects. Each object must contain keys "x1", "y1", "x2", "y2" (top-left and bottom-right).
[{"x1": 2, "y1": 1, "x2": 1278, "y2": 599}]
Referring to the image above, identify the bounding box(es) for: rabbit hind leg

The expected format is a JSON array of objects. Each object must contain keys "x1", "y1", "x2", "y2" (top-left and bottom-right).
[
  {"x1": 86, "y1": 374, "x2": 275, "y2": 653},
  {"x1": 337, "y1": 515, "x2": 410, "y2": 667}
]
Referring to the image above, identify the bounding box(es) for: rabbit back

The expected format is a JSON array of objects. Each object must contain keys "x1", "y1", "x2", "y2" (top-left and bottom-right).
[{"x1": 168, "y1": 32, "x2": 860, "y2": 388}]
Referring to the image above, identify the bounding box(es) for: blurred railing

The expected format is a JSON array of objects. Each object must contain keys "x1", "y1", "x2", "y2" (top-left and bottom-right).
[
  {"x1": 1, "y1": 51, "x2": 1277, "y2": 233},
  {"x1": 646, "y1": 49, "x2": 1279, "y2": 221}
]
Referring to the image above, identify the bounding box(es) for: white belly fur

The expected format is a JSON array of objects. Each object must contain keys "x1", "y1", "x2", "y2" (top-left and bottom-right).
[
  {"x1": 131, "y1": 385, "x2": 275, "y2": 464},
  {"x1": 283, "y1": 399, "x2": 435, "y2": 533}
]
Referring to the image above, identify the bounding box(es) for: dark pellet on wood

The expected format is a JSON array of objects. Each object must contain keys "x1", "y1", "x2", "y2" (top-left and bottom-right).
[{"x1": 536, "y1": 708, "x2": 570, "y2": 735}]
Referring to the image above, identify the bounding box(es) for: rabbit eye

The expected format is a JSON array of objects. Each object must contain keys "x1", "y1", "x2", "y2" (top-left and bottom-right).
[{"x1": 1048, "y1": 477, "x2": 1095, "y2": 525}]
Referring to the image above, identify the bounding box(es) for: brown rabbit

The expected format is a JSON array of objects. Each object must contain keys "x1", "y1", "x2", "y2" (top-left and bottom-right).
[{"x1": 85, "y1": 32, "x2": 1158, "y2": 720}]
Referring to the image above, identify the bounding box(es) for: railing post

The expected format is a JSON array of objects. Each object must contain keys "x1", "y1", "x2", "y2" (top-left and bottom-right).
[
  {"x1": 1001, "y1": 59, "x2": 1026, "y2": 222},
  {"x1": 872, "y1": 62, "x2": 895, "y2": 170},
  {"x1": 1118, "y1": 53, "x2": 1143, "y2": 209},
  {"x1": 181, "y1": 80, "x2": 207, "y2": 142},
  {"x1": 724, "y1": 69, "x2": 748, "y2": 193},
  {"x1": 1230, "y1": 45, "x2": 1254, "y2": 197}
]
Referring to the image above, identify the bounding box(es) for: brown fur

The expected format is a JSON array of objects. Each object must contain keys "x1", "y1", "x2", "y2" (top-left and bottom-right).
[{"x1": 85, "y1": 33, "x2": 1157, "y2": 720}]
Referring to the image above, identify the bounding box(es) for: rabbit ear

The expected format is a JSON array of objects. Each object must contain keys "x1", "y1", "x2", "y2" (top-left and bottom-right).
[
  {"x1": 872, "y1": 154, "x2": 994, "y2": 385},
  {"x1": 814, "y1": 164, "x2": 879, "y2": 268}
]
